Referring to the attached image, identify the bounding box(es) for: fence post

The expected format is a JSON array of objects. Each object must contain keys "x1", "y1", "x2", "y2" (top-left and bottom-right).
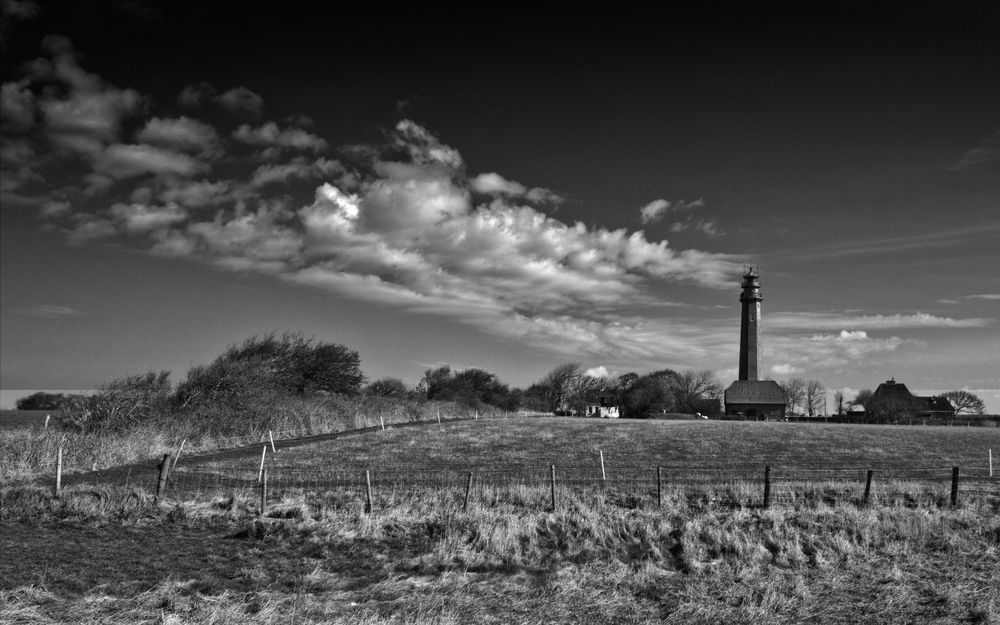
[
  {"x1": 950, "y1": 466, "x2": 959, "y2": 507},
  {"x1": 599, "y1": 450, "x2": 606, "y2": 482},
  {"x1": 155, "y1": 453, "x2": 171, "y2": 504},
  {"x1": 550, "y1": 464, "x2": 557, "y2": 511},
  {"x1": 656, "y1": 466, "x2": 662, "y2": 509},
  {"x1": 863, "y1": 469, "x2": 873, "y2": 506},
  {"x1": 54, "y1": 446, "x2": 63, "y2": 498},
  {"x1": 990, "y1": 449, "x2": 993, "y2": 478},
  {"x1": 259, "y1": 469, "x2": 268, "y2": 516},
  {"x1": 364, "y1": 470, "x2": 374, "y2": 514},
  {"x1": 463, "y1": 472, "x2": 474, "y2": 511},
  {"x1": 45, "y1": 414, "x2": 50, "y2": 429},
  {"x1": 380, "y1": 415, "x2": 385, "y2": 431},
  {"x1": 257, "y1": 445, "x2": 267, "y2": 482},
  {"x1": 763, "y1": 465, "x2": 772, "y2": 509},
  {"x1": 268, "y1": 431, "x2": 276, "y2": 453}
]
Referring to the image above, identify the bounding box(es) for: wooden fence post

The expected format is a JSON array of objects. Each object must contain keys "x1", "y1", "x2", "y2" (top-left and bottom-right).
[
  {"x1": 257, "y1": 445, "x2": 267, "y2": 482},
  {"x1": 599, "y1": 450, "x2": 606, "y2": 482},
  {"x1": 763, "y1": 465, "x2": 772, "y2": 509},
  {"x1": 44, "y1": 414, "x2": 50, "y2": 429},
  {"x1": 380, "y1": 415, "x2": 385, "y2": 431},
  {"x1": 268, "y1": 431, "x2": 276, "y2": 453},
  {"x1": 863, "y1": 469, "x2": 873, "y2": 506},
  {"x1": 54, "y1": 446, "x2": 63, "y2": 498},
  {"x1": 550, "y1": 464, "x2": 557, "y2": 511},
  {"x1": 990, "y1": 449, "x2": 993, "y2": 478},
  {"x1": 259, "y1": 469, "x2": 268, "y2": 516},
  {"x1": 364, "y1": 470, "x2": 374, "y2": 513},
  {"x1": 155, "y1": 453, "x2": 172, "y2": 504},
  {"x1": 463, "y1": 472, "x2": 474, "y2": 511},
  {"x1": 950, "y1": 466, "x2": 959, "y2": 507},
  {"x1": 656, "y1": 466, "x2": 662, "y2": 509}
]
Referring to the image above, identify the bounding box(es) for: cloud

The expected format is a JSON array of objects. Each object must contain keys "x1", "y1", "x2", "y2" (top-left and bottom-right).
[
  {"x1": 250, "y1": 157, "x2": 343, "y2": 187},
  {"x1": 584, "y1": 365, "x2": 611, "y2": 378},
  {"x1": 92, "y1": 143, "x2": 206, "y2": 181},
  {"x1": 966, "y1": 294, "x2": 1000, "y2": 301},
  {"x1": 470, "y1": 172, "x2": 562, "y2": 204},
  {"x1": 233, "y1": 122, "x2": 327, "y2": 152},
  {"x1": 946, "y1": 129, "x2": 1000, "y2": 172},
  {"x1": 640, "y1": 199, "x2": 670, "y2": 224},
  {"x1": 177, "y1": 82, "x2": 215, "y2": 107},
  {"x1": 639, "y1": 198, "x2": 706, "y2": 224},
  {"x1": 213, "y1": 86, "x2": 263, "y2": 118},
  {"x1": 768, "y1": 311, "x2": 992, "y2": 330},
  {"x1": 670, "y1": 217, "x2": 722, "y2": 237},
  {"x1": 109, "y1": 202, "x2": 188, "y2": 233},
  {"x1": 136, "y1": 116, "x2": 219, "y2": 153},
  {"x1": 764, "y1": 330, "x2": 905, "y2": 374},
  {"x1": 393, "y1": 119, "x2": 463, "y2": 168},
  {"x1": 15, "y1": 304, "x2": 86, "y2": 319}
]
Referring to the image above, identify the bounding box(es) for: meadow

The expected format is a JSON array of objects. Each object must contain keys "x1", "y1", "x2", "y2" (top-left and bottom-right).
[{"x1": 2, "y1": 416, "x2": 998, "y2": 624}]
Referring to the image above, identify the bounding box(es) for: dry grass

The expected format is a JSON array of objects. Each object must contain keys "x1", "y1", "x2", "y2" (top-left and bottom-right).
[
  {"x1": 2, "y1": 482, "x2": 998, "y2": 624},
  {"x1": 3, "y1": 418, "x2": 998, "y2": 624}
]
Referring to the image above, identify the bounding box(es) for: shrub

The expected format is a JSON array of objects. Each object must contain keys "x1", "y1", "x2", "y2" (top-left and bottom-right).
[{"x1": 62, "y1": 371, "x2": 172, "y2": 433}]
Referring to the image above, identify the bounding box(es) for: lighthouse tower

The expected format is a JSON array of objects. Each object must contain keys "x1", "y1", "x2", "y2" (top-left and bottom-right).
[{"x1": 738, "y1": 267, "x2": 762, "y2": 381}]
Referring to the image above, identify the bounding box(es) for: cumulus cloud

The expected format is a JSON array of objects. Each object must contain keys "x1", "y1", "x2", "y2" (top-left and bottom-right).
[
  {"x1": 768, "y1": 311, "x2": 992, "y2": 330},
  {"x1": 177, "y1": 82, "x2": 215, "y2": 107},
  {"x1": 92, "y1": 143, "x2": 206, "y2": 181},
  {"x1": 470, "y1": 172, "x2": 562, "y2": 205},
  {"x1": 213, "y1": 86, "x2": 263, "y2": 118},
  {"x1": 764, "y1": 330, "x2": 905, "y2": 373},
  {"x1": 584, "y1": 365, "x2": 611, "y2": 378},
  {"x1": 136, "y1": 116, "x2": 219, "y2": 153},
  {"x1": 233, "y1": 122, "x2": 327, "y2": 152},
  {"x1": 640, "y1": 199, "x2": 670, "y2": 224},
  {"x1": 250, "y1": 157, "x2": 343, "y2": 187},
  {"x1": 670, "y1": 217, "x2": 722, "y2": 237}
]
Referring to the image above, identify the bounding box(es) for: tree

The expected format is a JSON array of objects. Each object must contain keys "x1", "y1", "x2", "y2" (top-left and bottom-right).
[
  {"x1": 804, "y1": 380, "x2": 826, "y2": 416},
  {"x1": 942, "y1": 390, "x2": 986, "y2": 416},
  {"x1": 175, "y1": 333, "x2": 364, "y2": 409},
  {"x1": 417, "y1": 365, "x2": 518, "y2": 409},
  {"x1": 833, "y1": 390, "x2": 846, "y2": 416},
  {"x1": 540, "y1": 363, "x2": 584, "y2": 413},
  {"x1": 779, "y1": 378, "x2": 807, "y2": 415},
  {"x1": 850, "y1": 389, "x2": 874, "y2": 420},
  {"x1": 365, "y1": 378, "x2": 408, "y2": 399},
  {"x1": 16, "y1": 392, "x2": 73, "y2": 410},
  {"x1": 621, "y1": 369, "x2": 678, "y2": 417},
  {"x1": 671, "y1": 369, "x2": 723, "y2": 413}
]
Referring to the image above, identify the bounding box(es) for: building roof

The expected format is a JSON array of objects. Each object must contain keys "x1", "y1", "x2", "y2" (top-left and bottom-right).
[
  {"x1": 724, "y1": 380, "x2": 786, "y2": 405},
  {"x1": 872, "y1": 379, "x2": 955, "y2": 415}
]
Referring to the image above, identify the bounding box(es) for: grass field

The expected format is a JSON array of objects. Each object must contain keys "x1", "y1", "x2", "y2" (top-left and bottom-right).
[{"x1": 3, "y1": 418, "x2": 999, "y2": 624}]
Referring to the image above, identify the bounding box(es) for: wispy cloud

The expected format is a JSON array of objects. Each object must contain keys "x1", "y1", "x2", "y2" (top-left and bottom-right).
[
  {"x1": 946, "y1": 129, "x2": 1000, "y2": 172},
  {"x1": 16, "y1": 304, "x2": 86, "y2": 319},
  {"x1": 639, "y1": 198, "x2": 704, "y2": 224},
  {"x1": 768, "y1": 224, "x2": 1000, "y2": 263},
  {"x1": 768, "y1": 311, "x2": 992, "y2": 330}
]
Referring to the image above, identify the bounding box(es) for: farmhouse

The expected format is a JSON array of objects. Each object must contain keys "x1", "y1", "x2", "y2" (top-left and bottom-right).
[
  {"x1": 583, "y1": 388, "x2": 620, "y2": 418},
  {"x1": 870, "y1": 379, "x2": 956, "y2": 420},
  {"x1": 723, "y1": 268, "x2": 787, "y2": 419}
]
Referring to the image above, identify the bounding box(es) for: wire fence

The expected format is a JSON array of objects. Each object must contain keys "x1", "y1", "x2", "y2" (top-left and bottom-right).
[{"x1": 99, "y1": 458, "x2": 1000, "y2": 514}]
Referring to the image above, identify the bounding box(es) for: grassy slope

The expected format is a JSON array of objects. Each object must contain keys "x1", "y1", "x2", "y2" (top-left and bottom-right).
[{"x1": 3, "y1": 418, "x2": 999, "y2": 624}]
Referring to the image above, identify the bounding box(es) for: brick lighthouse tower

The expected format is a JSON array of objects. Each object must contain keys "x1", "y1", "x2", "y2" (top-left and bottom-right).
[
  {"x1": 738, "y1": 267, "x2": 762, "y2": 381},
  {"x1": 724, "y1": 267, "x2": 786, "y2": 419}
]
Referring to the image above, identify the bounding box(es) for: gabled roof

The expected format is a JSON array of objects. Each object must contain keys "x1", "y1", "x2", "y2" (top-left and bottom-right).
[{"x1": 724, "y1": 380, "x2": 786, "y2": 405}]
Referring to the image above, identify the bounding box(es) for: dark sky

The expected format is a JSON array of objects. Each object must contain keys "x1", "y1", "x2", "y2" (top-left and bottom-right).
[{"x1": 2, "y1": 1, "x2": 999, "y2": 409}]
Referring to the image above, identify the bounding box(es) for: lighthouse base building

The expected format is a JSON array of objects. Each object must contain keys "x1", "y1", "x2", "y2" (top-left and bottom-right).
[{"x1": 723, "y1": 268, "x2": 786, "y2": 420}]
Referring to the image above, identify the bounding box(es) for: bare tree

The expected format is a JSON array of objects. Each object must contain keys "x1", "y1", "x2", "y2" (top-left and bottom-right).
[
  {"x1": 804, "y1": 380, "x2": 826, "y2": 416},
  {"x1": 941, "y1": 390, "x2": 986, "y2": 416},
  {"x1": 850, "y1": 389, "x2": 874, "y2": 421},
  {"x1": 671, "y1": 370, "x2": 723, "y2": 413},
  {"x1": 833, "y1": 390, "x2": 845, "y2": 416},
  {"x1": 779, "y1": 378, "x2": 806, "y2": 415},
  {"x1": 540, "y1": 363, "x2": 583, "y2": 413}
]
